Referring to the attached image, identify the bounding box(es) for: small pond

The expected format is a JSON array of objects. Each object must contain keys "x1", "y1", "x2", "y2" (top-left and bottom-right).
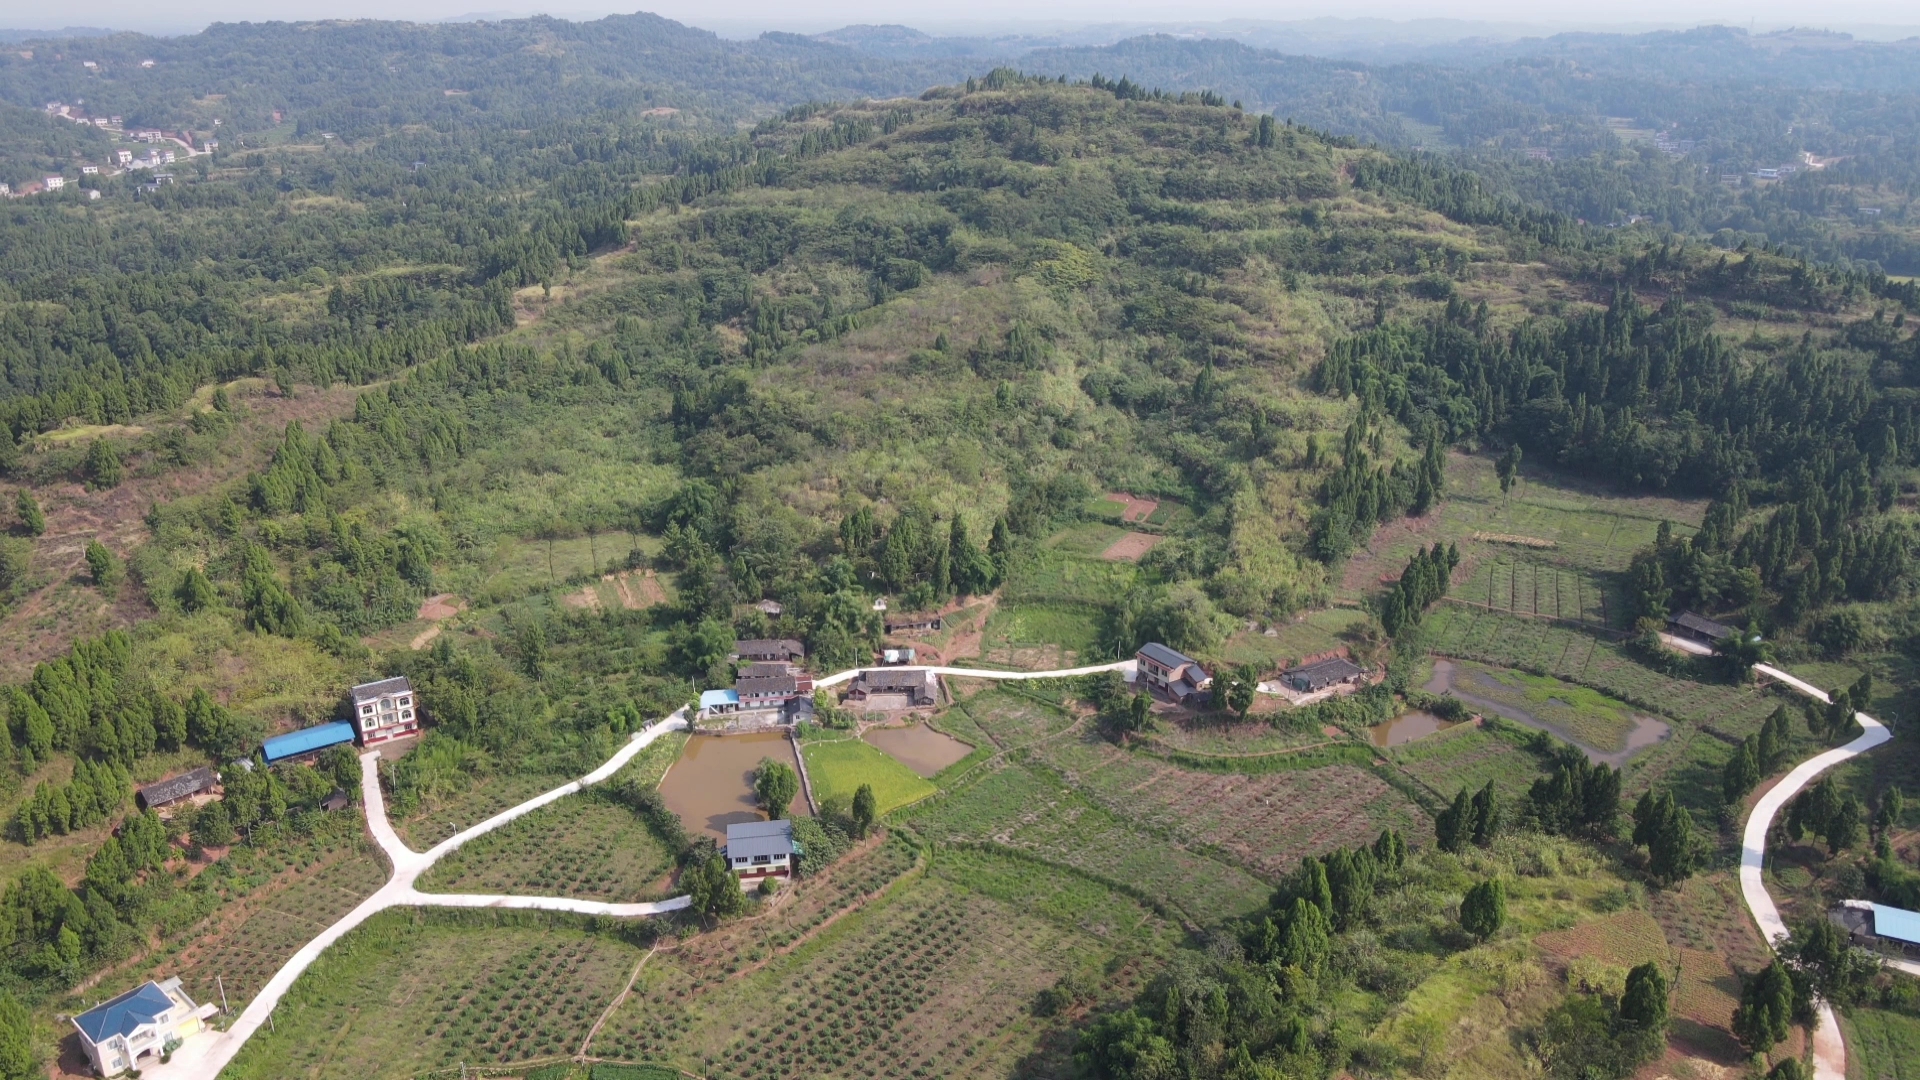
[
  {"x1": 658, "y1": 730, "x2": 808, "y2": 840},
  {"x1": 1368, "y1": 710, "x2": 1460, "y2": 747}
]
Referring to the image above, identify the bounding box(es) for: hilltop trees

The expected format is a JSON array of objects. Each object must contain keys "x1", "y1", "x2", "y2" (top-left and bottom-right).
[
  {"x1": 1731, "y1": 959, "x2": 1795, "y2": 1054},
  {"x1": 1460, "y1": 878, "x2": 1507, "y2": 940},
  {"x1": 1435, "y1": 781, "x2": 1503, "y2": 852},
  {"x1": 1786, "y1": 776, "x2": 1864, "y2": 855},
  {"x1": 11, "y1": 490, "x2": 42, "y2": 537}
]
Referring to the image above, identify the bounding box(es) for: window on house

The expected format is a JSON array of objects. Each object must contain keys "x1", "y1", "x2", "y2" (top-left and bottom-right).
[
  {"x1": 364, "y1": 718, "x2": 377, "y2": 731},
  {"x1": 752, "y1": 854, "x2": 772, "y2": 864},
  {"x1": 360, "y1": 704, "x2": 374, "y2": 715},
  {"x1": 398, "y1": 697, "x2": 411, "y2": 707},
  {"x1": 400, "y1": 710, "x2": 412, "y2": 720}
]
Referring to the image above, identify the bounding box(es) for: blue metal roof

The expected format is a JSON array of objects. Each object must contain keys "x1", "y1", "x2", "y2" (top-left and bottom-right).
[
  {"x1": 261, "y1": 721, "x2": 356, "y2": 763},
  {"x1": 74, "y1": 982, "x2": 173, "y2": 1045},
  {"x1": 1875, "y1": 903, "x2": 1920, "y2": 946},
  {"x1": 699, "y1": 689, "x2": 740, "y2": 709}
]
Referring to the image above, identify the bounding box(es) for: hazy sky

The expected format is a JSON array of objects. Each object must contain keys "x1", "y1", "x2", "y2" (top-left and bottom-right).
[{"x1": 8, "y1": 0, "x2": 1920, "y2": 38}]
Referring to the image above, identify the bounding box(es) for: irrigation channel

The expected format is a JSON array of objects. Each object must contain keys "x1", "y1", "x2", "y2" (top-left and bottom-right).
[{"x1": 150, "y1": 650, "x2": 1895, "y2": 1079}]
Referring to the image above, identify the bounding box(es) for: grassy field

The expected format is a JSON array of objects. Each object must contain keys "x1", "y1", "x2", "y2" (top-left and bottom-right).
[
  {"x1": 221, "y1": 912, "x2": 648, "y2": 1079},
  {"x1": 1216, "y1": 607, "x2": 1373, "y2": 669},
  {"x1": 800, "y1": 737, "x2": 938, "y2": 815},
  {"x1": 1446, "y1": 660, "x2": 1646, "y2": 754},
  {"x1": 1843, "y1": 1008, "x2": 1920, "y2": 1080},
  {"x1": 416, "y1": 792, "x2": 679, "y2": 901},
  {"x1": 1387, "y1": 722, "x2": 1554, "y2": 802}
]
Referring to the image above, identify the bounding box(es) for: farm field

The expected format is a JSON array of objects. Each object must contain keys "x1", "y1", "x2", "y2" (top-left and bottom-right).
[
  {"x1": 940, "y1": 685, "x2": 1082, "y2": 752},
  {"x1": 1034, "y1": 733, "x2": 1428, "y2": 879},
  {"x1": 416, "y1": 792, "x2": 678, "y2": 901},
  {"x1": 661, "y1": 860, "x2": 1171, "y2": 1080},
  {"x1": 1842, "y1": 1008, "x2": 1920, "y2": 1080},
  {"x1": 393, "y1": 769, "x2": 578, "y2": 850},
  {"x1": 165, "y1": 840, "x2": 390, "y2": 1013},
  {"x1": 220, "y1": 912, "x2": 647, "y2": 1080},
  {"x1": 1439, "y1": 660, "x2": 1656, "y2": 757},
  {"x1": 901, "y1": 761, "x2": 1270, "y2": 922},
  {"x1": 1216, "y1": 607, "x2": 1373, "y2": 669},
  {"x1": 1387, "y1": 722, "x2": 1554, "y2": 801},
  {"x1": 1456, "y1": 556, "x2": 1614, "y2": 627},
  {"x1": 800, "y1": 736, "x2": 937, "y2": 815},
  {"x1": 1336, "y1": 451, "x2": 1706, "y2": 606},
  {"x1": 1145, "y1": 716, "x2": 1332, "y2": 756}
]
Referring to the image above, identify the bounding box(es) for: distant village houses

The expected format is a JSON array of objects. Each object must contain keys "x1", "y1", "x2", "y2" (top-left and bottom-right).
[
  {"x1": 135, "y1": 767, "x2": 218, "y2": 813},
  {"x1": 1666, "y1": 611, "x2": 1735, "y2": 646},
  {"x1": 1282, "y1": 657, "x2": 1365, "y2": 694},
  {"x1": 733, "y1": 638, "x2": 805, "y2": 664},
  {"x1": 884, "y1": 613, "x2": 943, "y2": 635}
]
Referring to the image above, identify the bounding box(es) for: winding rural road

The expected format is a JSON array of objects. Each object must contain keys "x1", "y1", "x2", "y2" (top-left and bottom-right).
[
  {"x1": 153, "y1": 645, "x2": 1895, "y2": 1080},
  {"x1": 155, "y1": 660, "x2": 1136, "y2": 1078},
  {"x1": 152, "y1": 711, "x2": 694, "y2": 1080}
]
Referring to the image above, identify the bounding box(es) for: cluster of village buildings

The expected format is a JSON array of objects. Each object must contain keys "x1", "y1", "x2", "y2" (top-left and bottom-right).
[{"x1": 1, "y1": 101, "x2": 213, "y2": 199}]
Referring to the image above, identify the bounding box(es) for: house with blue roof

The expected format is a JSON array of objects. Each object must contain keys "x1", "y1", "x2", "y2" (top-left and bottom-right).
[
  {"x1": 699, "y1": 688, "x2": 741, "y2": 719},
  {"x1": 72, "y1": 976, "x2": 214, "y2": 1076},
  {"x1": 1836, "y1": 899, "x2": 1920, "y2": 958},
  {"x1": 261, "y1": 720, "x2": 357, "y2": 765}
]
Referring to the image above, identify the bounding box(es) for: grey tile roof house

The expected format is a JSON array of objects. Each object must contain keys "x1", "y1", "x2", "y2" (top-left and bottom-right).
[
  {"x1": 1282, "y1": 657, "x2": 1365, "y2": 693},
  {"x1": 1667, "y1": 611, "x2": 1736, "y2": 643},
  {"x1": 349, "y1": 675, "x2": 419, "y2": 747},
  {"x1": 135, "y1": 767, "x2": 217, "y2": 811},
  {"x1": 733, "y1": 638, "x2": 806, "y2": 663},
  {"x1": 725, "y1": 819, "x2": 796, "y2": 880},
  {"x1": 846, "y1": 668, "x2": 939, "y2": 707}
]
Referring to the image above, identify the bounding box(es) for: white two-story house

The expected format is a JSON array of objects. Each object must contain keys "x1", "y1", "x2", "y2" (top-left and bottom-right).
[{"x1": 350, "y1": 676, "x2": 420, "y2": 747}]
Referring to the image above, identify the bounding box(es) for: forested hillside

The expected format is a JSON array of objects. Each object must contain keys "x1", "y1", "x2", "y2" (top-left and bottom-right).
[{"x1": 0, "y1": 20, "x2": 1916, "y2": 1080}]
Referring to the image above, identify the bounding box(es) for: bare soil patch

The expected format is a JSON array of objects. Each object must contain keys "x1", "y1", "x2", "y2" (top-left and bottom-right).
[
  {"x1": 417, "y1": 593, "x2": 463, "y2": 620},
  {"x1": 1338, "y1": 509, "x2": 1449, "y2": 598},
  {"x1": 1101, "y1": 531, "x2": 1163, "y2": 562},
  {"x1": 409, "y1": 624, "x2": 442, "y2": 651},
  {"x1": 602, "y1": 568, "x2": 665, "y2": 610},
  {"x1": 864, "y1": 723, "x2": 974, "y2": 778},
  {"x1": 560, "y1": 584, "x2": 601, "y2": 610},
  {"x1": 1105, "y1": 492, "x2": 1159, "y2": 523}
]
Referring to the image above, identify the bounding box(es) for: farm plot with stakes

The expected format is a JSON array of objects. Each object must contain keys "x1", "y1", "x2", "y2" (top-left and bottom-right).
[
  {"x1": 1387, "y1": 722, "x2": 1553, "y2": 801},
  {"x1": 629, "y1": 849, "x2": 1175, "y2": 1080},
  {"x1": 167, "y1": 840, "x2": 388, "y2": 1010},
  {"x1": 220, "y1": 912, "x2": 646, "y2": 1080},
  {"x1": 1034, "y1": 733, "x2": 1429, "y2": 879},
  {"x1": 416, "y1": 791, "x2": 679, "y2": 902},
  {"x1": 900, "y1": 762, "x2": 1269, "y2": 921}
]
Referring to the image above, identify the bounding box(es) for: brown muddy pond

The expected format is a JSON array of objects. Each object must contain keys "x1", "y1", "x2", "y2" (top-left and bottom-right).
[
  {"x1": 863, "y1": 723, "x2": 975, "y2": 779},
  {"x1": 1369, "y1": 711, "x2": 1460, "y2": 747},
  {"x1": 658, "y1": 731, "x2": 808, "y2": 841}
]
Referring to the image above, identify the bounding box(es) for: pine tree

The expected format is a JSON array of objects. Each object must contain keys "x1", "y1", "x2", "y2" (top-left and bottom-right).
[
  {"x1": 1436, "y1": 787, "x2": 1472, "y2": 853},
  {"x1": 1460, "y1": 878, "x2": 1506, "y2": 940},
  {"x1": 83, "y1": 438, "x2": 122, "y2": 489},
  {"x1": 0, "y1": 990, "x2": 35, "y2": 1080},
  {"x1": 13, "y1": 490, "x2": 42, "y2": 537},
  {"x1": 1470, "y1": 781, "x2": 1502, "y2": 847},
  {"x1": 851, "y1": 783, "x2": 877, "y2": 839},
  {"x1": 1731, "y1": 959, "x2": 1794, "y2": 1054}
]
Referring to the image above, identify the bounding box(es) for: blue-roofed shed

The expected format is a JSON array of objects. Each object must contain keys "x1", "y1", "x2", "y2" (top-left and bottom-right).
[
  {"x1": 261, "y1": 721, "x2": 356, "y2": 764},
  {"x1": 1874, "y1": 903, "x2": 1920, "y2": 946},
  {"x1": 699, "y1": 689, "x2": 740, "y2": 717}
]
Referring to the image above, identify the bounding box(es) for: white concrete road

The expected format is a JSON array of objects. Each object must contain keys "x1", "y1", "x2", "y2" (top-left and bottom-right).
[
  {"x1": 155, "y1": 660, "x2": 1133, "y2": 1078},
  {"x1": 150, "y1": 711, "x2": 693, "y2": 1080},
  {"x1": 1739, "y1": 663, "x2": 1894, "y2": 1080},
  {"x1": 140, "y1": 645, "x2": 1901, "y2": 1080},
  {"x1": 811, "y1": 658, "x2": 1134, "y2": 688}
]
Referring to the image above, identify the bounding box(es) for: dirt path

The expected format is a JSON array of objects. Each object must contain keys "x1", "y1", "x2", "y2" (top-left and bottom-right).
[{"x1": 579, "y1": 944, "x2": 657, "y2": 1058}]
